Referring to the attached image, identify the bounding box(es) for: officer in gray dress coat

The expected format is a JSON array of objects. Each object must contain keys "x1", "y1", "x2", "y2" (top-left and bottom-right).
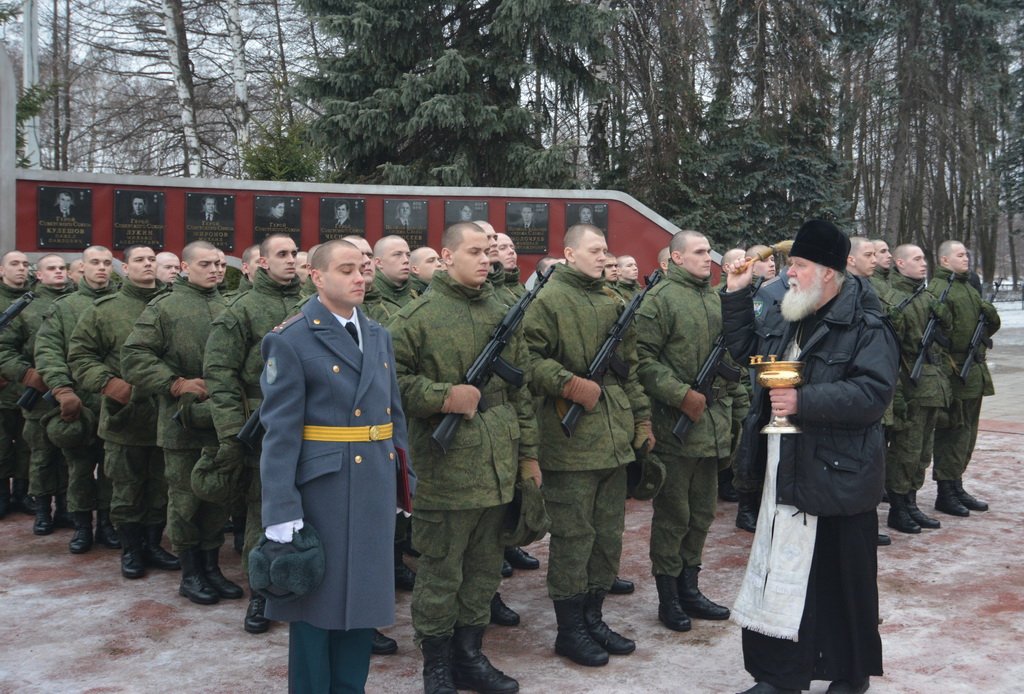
[{"x1": 259, "y1": 239, "x2": 410, "y2": 692}]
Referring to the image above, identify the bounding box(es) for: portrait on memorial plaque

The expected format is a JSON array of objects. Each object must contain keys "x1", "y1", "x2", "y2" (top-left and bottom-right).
[
  {"x1": 505, "y1": 201, "x2": 548, "y2": 254},
  {"x1": 254, "y1": 195, "x2": 301, "y2": 244},
  {"x1": 384, "y1": 199, "x2": 428, "y2": 246},
  {"x1": 445, "y1": 200, "x2": 488, "y2": 226},
  {"x1": 37, "y1": 187, "x2": 93, "y2": 249},
  {"x1": 318, "y1": 197, "x2": 366, "y2": 241},
  {"x1": 185, "y1": 192, "x2": 236, "y2": 251},
  {"x1": 113, "y1": 189, "x2": 165, "y2": 250},
  {"x1": 566, "y1": 203, "x2": 608, "y2": 232}
]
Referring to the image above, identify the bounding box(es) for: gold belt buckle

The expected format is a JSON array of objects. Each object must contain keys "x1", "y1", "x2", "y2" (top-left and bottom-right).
[{"x1": 368, "y1": 425, "x2": 383, "y2": 441}]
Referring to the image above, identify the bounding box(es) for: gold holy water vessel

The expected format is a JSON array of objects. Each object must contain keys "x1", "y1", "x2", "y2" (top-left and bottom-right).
[{"x1": 750, "y1": 355, "x2": 804, "y2": 434}]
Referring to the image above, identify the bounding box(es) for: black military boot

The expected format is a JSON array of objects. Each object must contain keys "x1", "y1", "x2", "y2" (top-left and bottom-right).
[
  {"x1": 737, "y1": 682, "x2": 801, "y2": 693},
  {"x1": 118, "y1": 524, "x2": 146, "y2": 579},
  {"x1": 655, "y1": 574, "x2": 692, "y2": 632},
  {"x1": 954, "y1": 479, "x2": 988, "y2": 512},
  {"x1": 552, "y1": 595, "x2": 609, "y2": 667},
  {"x1": 12, "y1": 479, "x2": 36, "y2": 514},
  {"x1": 736, "y1": 491, "x2": 759, "y2": 533},
  {"x1": 231, "y1": 514, "x2": 245, "y2": 554},
  {"x1": 244, "y1": 591, "x2": 270, "y2": 634},
  {"x1": 678, "y1": 566, "x2": 730, "y2": 620},
  {"x1": 202, "y1": 547, "x2": 244, "y2": 599},
  {"x1": 95, "y1": 511, "x2": 121, "y2": 548},
  {"x1": 935, "y1": 480, "x2": 969, "y2": 517},
  {"x1": 69, "y1": 511, "x2": 94, "y2": 554},
  {"x1": 371, "y1": 628, "x2": 398, "y2": 655},
  {"x1": 609, "y1": 576, "x2": 634, "y2": 594},
  {"x1": 450, "y1": 625, "x2": 519, "y2": 693},
  {"x1": 826, "y1": 677, "x2": 870, "y2": 694},
  {"x1": 0, "y1": 478, "x2": 10, "y2": 518},
  {"x1": 395, "y1": 544, "x2": 416, "y2": 591},
  {"x1": 33, "y1": 494, "x2": 54, "y2": 535},
  {"x1": 420, "y1": 635, "x2": 457, "y2": 694},
  {"x1": 53, "y1": 494, "x2": 75, "y2": 529},
  {"x1": 178, "y1": 549, "x2": 220, "y2": 605},
  {"x1": 504, "y1": 546, "x2": 540, "y2": 570},
  {"x1": 886, "y1": 491, "x2": 921, "y2": 534},
  {"x1": 142, "y1": 525, "x2": 181, "y2": 570},
  {"x1": 583, "y1": 589, "x2": 635, "y2": 655},
  {"x1": 490, "y1": 592, "x2": 520, "y2": 627},
  {"x1": 718, "y1": 469, "x2": 739, "y2": 502},
  {"x1": 500, "y1": 559, "x2": 513, "y2": 578},
  {"x1": 906, "y1": 490, "x2": 941, "y2": 529}
]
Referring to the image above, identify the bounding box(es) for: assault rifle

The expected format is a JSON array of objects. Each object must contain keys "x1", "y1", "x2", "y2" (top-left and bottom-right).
[
  {"x1": 959, "y1": 293, "x2": 996, "y2": 383},
  {"x1": 671, "y1": 334, "x2": 741, "y2": 443},
  {"x1": 0, "y1": 292, "x2": 34, "y2": 332},
  {"x1": 430, "y1": 264, "x2": 557, "y2": 454},
  {"x1": 560, "y1": 269, "x2": 663, "y2": 437},
  {"x1": 909, "y1": 281, "x2": 952, "y2": 385}
]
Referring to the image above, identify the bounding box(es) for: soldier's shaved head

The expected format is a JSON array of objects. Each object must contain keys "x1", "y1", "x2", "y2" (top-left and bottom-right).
[
  {"x1": 670, "y1": 230, "x2": 705, "y2": 254},
  {"x1": 373, "y1": 235, "x2": 407, "y2": 258},
  {"x1": 311, "y1": 239, "x2": 359, "y2": 271},
  {"x1": 182, "y1": 240, "x2": 218, "y2": 264},
  {"x1": 563, "y1": 224, "x2": 604, "y2": 250},
  {"x1": 442, "y1": 222, "x2": 485, "y2": 251}
]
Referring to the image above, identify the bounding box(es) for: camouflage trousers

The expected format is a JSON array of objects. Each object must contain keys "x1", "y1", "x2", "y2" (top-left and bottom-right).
[
  {"x1": 411, "y1": 505, "x2": 506, "y2": 643},
  {"x1": 105, "y1": 442, "x2": 167, "y2": 527},
  {"x1": 241, "y1": 464, "x2": 263, "y2": 576},
  {"x1": 0, "y1": 407, "x2": 28, "y2": 481},
  {"x1": 63, "y1": 439, "x2": 112, "y2": 513},
  {"x1": 885, "y1": 403, "x2": 939, "y2": 494},
  {"x1": 24, "y1": 417, "x2": 67, "y2": 497},
  {"x1": 933, "y1": 397, "x2": 982, "y2": 481},
  {"x1": 649, "y1": 454, "x2": 718, "y2": 577},
  {"x1": 544, "y1": 465, "x2": 626, "y2": 600},
  {"x1": 164, "y1": 448, "x2": 229, "y2": 553}
]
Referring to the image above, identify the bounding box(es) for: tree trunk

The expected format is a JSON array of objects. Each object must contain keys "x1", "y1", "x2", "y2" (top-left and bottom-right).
[
  {"x1": 225, "y1": 0, "x2": 250, "y2": 150},
  {"x1": 161, "y1": 0, "x2": 202, "y2": 177}
]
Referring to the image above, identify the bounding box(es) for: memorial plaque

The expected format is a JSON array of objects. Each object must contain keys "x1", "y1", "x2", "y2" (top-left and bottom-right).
[
  {"x1": 37, "y1": 187, "x2": 92, "y2": 249},
  {"x1": 383, "y1": 199, "x2": 428, "y2": 247},
  {"x1": 113, "y1": 190, "x2": 165, "y2": 250},
  {"x1": 319, "y1": 197, "x2": 366, "y2": 242},
  {"x1": 185, "y1": 193, "x2": 236, "y2": 251},
  {"x1": 566, "y1": 203, "x2": 608, "y2": 232},
  {"x1": 444, "y1": 200, "x2": 488, "y2": 226},
  {"x1": 505, "y1": 202, "x2": 548, "y2": 254},
  {"x1": 254, "y1": 195, "x2": 301, "y2": 245}
]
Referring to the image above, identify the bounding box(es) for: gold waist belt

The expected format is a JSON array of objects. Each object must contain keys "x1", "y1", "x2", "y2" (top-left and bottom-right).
[{"x1": 302, "y1": 423, "x2": 393, "y2": 442}]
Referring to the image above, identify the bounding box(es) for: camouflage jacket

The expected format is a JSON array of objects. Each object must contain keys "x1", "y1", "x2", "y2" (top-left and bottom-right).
[
  {"x1": 68, "y1": 282, "x2": 164, "y2": 445},
  {"x1": 880, "y1": 272, "x2": 952, "y2": 409},
  {"x1": 203, "y1": 269, "x2": 301, "y2": 443},
  {"x1": 367, "y1": 270, "x2": 417, "y2": 324},
  {"x1": 33, "y1": 279, "x2": 116, "y2": 417},
  {"x1": 390, "y1": 271, "x2": 538, "y2": 511},
  {"x1": 929, "y1": 266, "x2": 1000, "y2": 400},
  {"x1": 0, "y1": 283, "x2": 71, "y2": 420},
  {"x1": 0, "y1": 283, "x2": 33, "y2": 408},
  {"x1": 122, "y1": 277, "x2": 225, "y2": 449},
  {"x1": 523, "y1": 264, "x2": 650, "y2": 471},
  {"x1": 636, "y1": 263, "x2": 742, "y2": 459},
  {"x1": 870, "y1": 267, "x2": 890, "y2": 298}
]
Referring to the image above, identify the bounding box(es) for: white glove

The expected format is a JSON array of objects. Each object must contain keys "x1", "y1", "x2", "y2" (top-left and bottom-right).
[{"x1": 265, "y1": 519, "x2": 304, "y2": 543}]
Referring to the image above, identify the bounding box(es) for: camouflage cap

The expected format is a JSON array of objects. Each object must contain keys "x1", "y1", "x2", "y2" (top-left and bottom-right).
[
  {"x1": 248, "y1": 524, "x2": 325, "y2": 603},
  {"x1": 174, "y1": 393, "x2": 215, "y2": 431},
  {"x1": 627, "y1": 446, "x2": 666, "y2": 501},
  {"x1": 190, "y1": 445, "x2": 244, "y2": 505},
  {"x1": 501, "y1": 478, "x2": 551, "y2": 547},
  {"x1": 43, "y1": 405, "x2": 97, "y2": 449}
]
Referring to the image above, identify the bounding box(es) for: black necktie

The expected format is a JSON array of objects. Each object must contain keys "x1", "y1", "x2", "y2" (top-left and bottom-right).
[{"x1": 344, "y1": 321, "x2": 360, "y2": 348}]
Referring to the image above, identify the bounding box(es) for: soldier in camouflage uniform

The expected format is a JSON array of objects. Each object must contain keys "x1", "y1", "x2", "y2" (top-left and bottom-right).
[
  {"x1": 0, "y1": 253, "x2": 73, "y2": 535},
  {"x1": 871, "y1": 239, "x2": 892, "y2": 297},
  {"x1": 614, "y1": 255, "x2": 641, "y2": 301},
  {"x1": 495, "y1": 233, "x2": 526, "y2": 304},
  {"x1": 523, "y1": 224, "x2": 653, "y2": 668},
  {"x1": 33, "y1": 246, "x2": 119, "y2": 552},
  {"x1": 929, "y1": 240, "x2": 1000, "y2": 516},
  {"x1": 636, "y1": 231, "x2": 739, "y2": 632},
  {"x1": 391, "y1": 222, "x2": 539, "y2": 694},
  {"x1": 68, "y1": 245, "x2": 179, "y2": 579},
  {"x1": 203, "y1": 233, "x2": 300, "y2": 631},
  {"x1": 409, "y1": 246, "x2": 441, "y2": 295},
  {"x1": 846, "y1": 237, "x2": 878, "y2": 286},
  {"x1": 368, "y1": 236, "x2": 417, "y2": 323},
  {"x1": 155, "y1": 251, "x2": 180, "y2": 285},
  {"x1": 879, "y1": 244, "x2": 950, "y2": 534},
  {"x1": 122, "y1": 241, "x2": 241, "y2": 605}
]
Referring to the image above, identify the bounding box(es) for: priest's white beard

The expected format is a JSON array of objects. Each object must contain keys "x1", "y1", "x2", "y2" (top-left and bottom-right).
[{"x1": 780, "y1": 267, "x2": 826, "y2": 321}]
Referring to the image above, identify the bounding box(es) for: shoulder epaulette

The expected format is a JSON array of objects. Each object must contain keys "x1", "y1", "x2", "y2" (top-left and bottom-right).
[{"x1": 272, "y1": 313, "x2": 304, "y2": 333}]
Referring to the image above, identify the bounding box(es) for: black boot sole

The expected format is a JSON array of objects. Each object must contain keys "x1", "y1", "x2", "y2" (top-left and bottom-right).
[{"x1": 554, "y1": 642, "x2": 609, "y2": 667}]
